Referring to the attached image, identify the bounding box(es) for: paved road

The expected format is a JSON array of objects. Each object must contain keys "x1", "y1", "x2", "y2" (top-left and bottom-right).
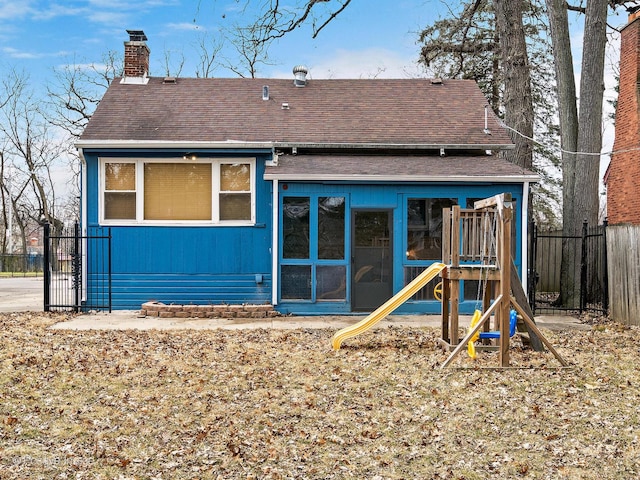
[{"x1": 0, "y1": 277, "x2": 44, "y2": 312}]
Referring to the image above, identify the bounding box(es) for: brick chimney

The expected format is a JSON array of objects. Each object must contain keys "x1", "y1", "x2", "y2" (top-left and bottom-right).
[
  {"x1": 607, "y1": 10, "x2": 640, "y2": 225},
  {"x1": 122, "y1": 29, "x2": 150, "y2": 84}
]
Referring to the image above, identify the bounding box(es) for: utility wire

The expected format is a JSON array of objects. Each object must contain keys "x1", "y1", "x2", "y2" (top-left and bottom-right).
[{"x1": 500, "y1": 123, "x2": 633, "y2": 158}]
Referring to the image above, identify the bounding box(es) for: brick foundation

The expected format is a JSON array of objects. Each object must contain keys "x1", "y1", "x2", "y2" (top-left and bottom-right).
[{"x1": 140, "y1": 302, "x2": 279, "y2": 319}]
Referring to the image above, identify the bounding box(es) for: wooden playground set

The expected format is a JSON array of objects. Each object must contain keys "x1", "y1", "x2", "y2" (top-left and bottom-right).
[{"x1": 332, "y1": 193, "x2": 568, "y2": 368}]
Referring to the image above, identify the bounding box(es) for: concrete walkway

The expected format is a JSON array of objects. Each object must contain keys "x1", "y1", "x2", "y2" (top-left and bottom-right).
[
  {"x1": 49, "y1": 311, "x2": 591, "y2": 331},
  {"x1": 0, "y1": 277, "x2": 590, "y2": 332}
]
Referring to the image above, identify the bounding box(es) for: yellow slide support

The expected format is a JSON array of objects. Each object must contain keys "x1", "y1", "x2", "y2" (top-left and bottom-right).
[{"x1": 331, "y1": 262, "x2": 446, "y2": 350}]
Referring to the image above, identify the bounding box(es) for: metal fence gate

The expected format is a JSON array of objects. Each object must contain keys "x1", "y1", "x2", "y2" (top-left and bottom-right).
[
  {"x1": 43, "y1": 222, "x2": 111, "y2": 312},
  {"x1": 528, "y1": 221, "x2": 608, "y2": 315}
]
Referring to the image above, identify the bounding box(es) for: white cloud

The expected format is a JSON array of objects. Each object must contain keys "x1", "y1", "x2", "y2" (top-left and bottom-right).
[
  {"x1": 31, "y1": 4, "x2": 85, "y2": 20},
  {"x1": 0, "y1": 1, "x2": 33, "y2": 20},
  {"x1": 2, "y1": 46, "x2": 42, "y2": 59},
  {"x1": 268, "y1": 48, "x2": 426, "y2": 79},
  {"x1": 87, "y1": 10, "x2": 128, "y2": 25},
  {"x1": 3, "y1": 46, "x2": 73, "y2": 60},
  {"x1": 167, "y1": 22, "x2": 202, "y2": 32}
]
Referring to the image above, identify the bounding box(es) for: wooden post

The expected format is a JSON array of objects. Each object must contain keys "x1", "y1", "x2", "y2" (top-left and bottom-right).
[
  {"x1": 441, "y1": 271, "x2": 450, "y2": 342},
  {"x1": 441, "y1": 208, "x2": 451, "y2": 343},
  {"x1": 450, "y1": 206, "x2": 461, "y2": 345},
  {"x1": 499, "y1": 204, "x2": 512, "y2": 367}
]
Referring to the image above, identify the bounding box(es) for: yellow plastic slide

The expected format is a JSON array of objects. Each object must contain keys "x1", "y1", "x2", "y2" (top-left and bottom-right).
[{"x1": 331, "y1": 262, "x2": 446, "y2": 350}]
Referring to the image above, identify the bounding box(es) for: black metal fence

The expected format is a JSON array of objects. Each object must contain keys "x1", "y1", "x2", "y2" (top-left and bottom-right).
[
  {"x1": 43, "y1": 222, "x2": 112, "y2": 312},
  {"x1": 529, "y1": 221, "x2": 608, "y2": 315},
  {"x1": 0, "y1": 254, "x2": 44, "y2": 276}
]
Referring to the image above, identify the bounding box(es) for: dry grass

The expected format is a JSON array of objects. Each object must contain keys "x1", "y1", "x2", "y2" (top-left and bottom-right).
[{"x1": 1, "y1": 312, "x2": 639, "y2": 479}]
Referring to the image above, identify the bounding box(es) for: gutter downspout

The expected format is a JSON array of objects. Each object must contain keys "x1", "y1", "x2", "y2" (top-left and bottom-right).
[
  {"x1": 521, "y1": 181, "x2": 530, "y2": 295},
  {"x1": 271, "y1": 178, "x2": 279, "y2": 306},
  {"x1": 78, "y1": 148, "x2": 88, "y2": 304}
]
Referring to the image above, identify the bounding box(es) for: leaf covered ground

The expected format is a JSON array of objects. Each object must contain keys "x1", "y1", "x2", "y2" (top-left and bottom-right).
[{"x1": 1, "y1": 312, "x2": 639, "y2": 479}]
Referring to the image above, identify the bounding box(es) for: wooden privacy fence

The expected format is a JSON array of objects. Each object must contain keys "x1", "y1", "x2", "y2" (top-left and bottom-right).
[{"x1": 606, "y1": 224, "x2": 640, "y2": 325}]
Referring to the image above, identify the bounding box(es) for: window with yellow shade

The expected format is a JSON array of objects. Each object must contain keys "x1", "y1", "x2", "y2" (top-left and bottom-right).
[
  {"x1": 219, "y1": 163, "x2": 251, "y2": 221},
  {"x1": 104, "y1": 162, "x2": 136, "y2": 220},
  {"x1": 101, "y1": 158, "x2": 255, "y2": 224}
]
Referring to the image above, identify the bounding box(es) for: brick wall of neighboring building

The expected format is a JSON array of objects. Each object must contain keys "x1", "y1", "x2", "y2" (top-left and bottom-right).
[{"x1": 608, "y1": 13, "x2": 640, "y2": 225}]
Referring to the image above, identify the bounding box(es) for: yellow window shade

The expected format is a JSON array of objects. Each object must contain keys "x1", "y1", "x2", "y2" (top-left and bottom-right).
[{"x1": 144, "y1": 163, "x2": 212, "y2": 220}]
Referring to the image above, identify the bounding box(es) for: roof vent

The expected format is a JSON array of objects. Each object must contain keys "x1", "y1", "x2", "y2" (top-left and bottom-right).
[
  {"x1": 293, "y1": 65, "x2": 308, "y2": 87},
  {"x1": 262, "y1": 85, "x2": 269, "y2": 100},
  {"x1": 163, "y1": 77, "x2": 176, "y2": 84},
  {"x1": 431, "y1": 78, "x2": 443, "y2": 85}
]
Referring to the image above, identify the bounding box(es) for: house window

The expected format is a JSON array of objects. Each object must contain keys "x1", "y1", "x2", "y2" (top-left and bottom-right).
[
  {"x1": 104, "y1": 163, "x2": 136, "y2": 220},
  {"x1": 406, "y1": 198, "x2": 457, "y2": 260},
  {"x1": 144, "y1": 163, "x2": 212, "y2": 220},
  {"x1": 220, "y1": 163, "x2": 251, "y2": 220},
  {"x1": 281, "y1": 265, "x2": 311, "y2": 299},
  {"x1": 100, "y1": 158, "x2": 255, "y2": 224},
  {"x1": 318, "y1": 197, "x2": 345, "y2": 260},
  {"x1": 283, "y1": 197, "x2": 310, "y2": 259},
  {"x1": 280, "y1": 194, "x2": 347, "y2": 303}
]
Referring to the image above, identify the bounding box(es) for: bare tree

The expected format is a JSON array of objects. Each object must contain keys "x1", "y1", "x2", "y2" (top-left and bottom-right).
[
  {"x1": 46, "y1": 52, "x2": 123, "y2": 206},
  {"x1": 195, "y1": 32, "x2": 224, "y2": 78},
  {"x1": 495, "y1": 0, "x2": 535, "y2": 171},
  {"x1": 222, "y1": 25, "x2": 274, "y2": 78},
  {"x1": 47, "y1": 51, "x2": 122, "y2": 139},
  {"x1": 204, "y1": 0, "x2": 351, "y2": 77},
  {"x1": 162, "y1": 48, "x2": 186, "y2": 78},
  {"x1": 0, "y1": 70, "x2": 27, "y2": 254},
  {"x1": 0, "y1": 70, "x2": 66, "y2": 245},
  {"x1": 545, "y1": 0, "x2": 614, "y2": 306},
  {"x1": 222, "y1": 0, "x2": 352, "y2": 45}
]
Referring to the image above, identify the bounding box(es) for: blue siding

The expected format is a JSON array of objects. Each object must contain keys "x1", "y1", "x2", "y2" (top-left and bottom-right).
[
  {"x1": 104, "y1": 274, "x2": 272, "y2": 310},
  {"x1": 83, "y1": 149, "x2": 274, "y2": 310},
  {"x1": 82, "y1": 149, "x2": 528, "y2": 314},
  {"x1": 277, "y1": 182, "x2": 526, "y2": 315}
]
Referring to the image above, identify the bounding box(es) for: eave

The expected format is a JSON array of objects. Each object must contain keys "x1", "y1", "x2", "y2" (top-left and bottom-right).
[
  {"x1": 263, "y1": 173, "x2": 539, "y2": 183},
  {"x1": 75, "y1": 139, "x2": 514, "y2": 152}
]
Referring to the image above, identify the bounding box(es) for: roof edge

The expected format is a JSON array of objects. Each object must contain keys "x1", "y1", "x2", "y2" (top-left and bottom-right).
[
  {"x1": 263, "y1": 173, "x2": 540, "y2": 183},
  {"x1": 75, "y1": 140, "x2": 276, "y2": 150},
  {"x1": 274, "y1": 142, "x2": 515, "y2": 151},
  {"x1": 76, "y1": 139, "x2": 515, "y2": 151}
]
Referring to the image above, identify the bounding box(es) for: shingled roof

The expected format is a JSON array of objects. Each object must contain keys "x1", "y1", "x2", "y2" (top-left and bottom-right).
[
  {"x1": 80, "y1": 77, "x2": 513, "y2": 148},
  {"x1": 265, "y1": 154, "x2": 538, "y2": 182}
]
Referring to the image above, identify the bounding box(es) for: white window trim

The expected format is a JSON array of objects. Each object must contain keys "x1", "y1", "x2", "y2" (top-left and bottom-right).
[{"x1": 99, "y1": 157, "x2": 256, "y2": 226}]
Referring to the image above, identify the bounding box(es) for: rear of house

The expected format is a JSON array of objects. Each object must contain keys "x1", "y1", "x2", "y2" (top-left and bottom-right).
[{"x1": 77, "y1": 31, "x2": 537, "y2": 315}]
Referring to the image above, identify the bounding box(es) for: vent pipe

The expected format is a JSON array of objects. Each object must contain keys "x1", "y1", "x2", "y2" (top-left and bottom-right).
[
  {"x1": 483, "y1": 106, "x2": 491, "y2": 135},
  {"x1": 293, "y1": 65, "x2": 308, "y2": 87}
]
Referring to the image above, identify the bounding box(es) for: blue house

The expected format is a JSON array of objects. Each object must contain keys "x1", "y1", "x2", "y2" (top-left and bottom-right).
[{"x1": 76, "y1": 31, "x2": 538, "y2": 315}]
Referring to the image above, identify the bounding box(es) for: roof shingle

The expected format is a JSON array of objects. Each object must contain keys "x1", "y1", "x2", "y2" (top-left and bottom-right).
[
  {"x1": 265, "y1": 154, "x2": 537, "y2": 181},
  {"x1": 81, "y1": 77, "x2": 513, "y2": 147}
]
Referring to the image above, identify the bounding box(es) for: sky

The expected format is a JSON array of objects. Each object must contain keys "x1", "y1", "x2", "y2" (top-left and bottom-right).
[
  {"x1": 0, "y1": 0, "x2": 439, "y2": 82},
  {"x1": 0, "y1": 0, "x2": 628, "y2": 189}
]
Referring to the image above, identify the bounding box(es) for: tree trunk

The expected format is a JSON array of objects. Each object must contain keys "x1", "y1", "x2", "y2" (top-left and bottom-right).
[
  {"x1": 575, "y1": 0, "x2": 607, "y2": 231},
  {"x1": 494, "y1": 0, "x2": 534, "y2": 171},
  {"x1": 545, "y1": 0, "x2": 580, "y2": 307},
  {"x1": 574, "y1": 0, "x2": 607, "y2": 307}
]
